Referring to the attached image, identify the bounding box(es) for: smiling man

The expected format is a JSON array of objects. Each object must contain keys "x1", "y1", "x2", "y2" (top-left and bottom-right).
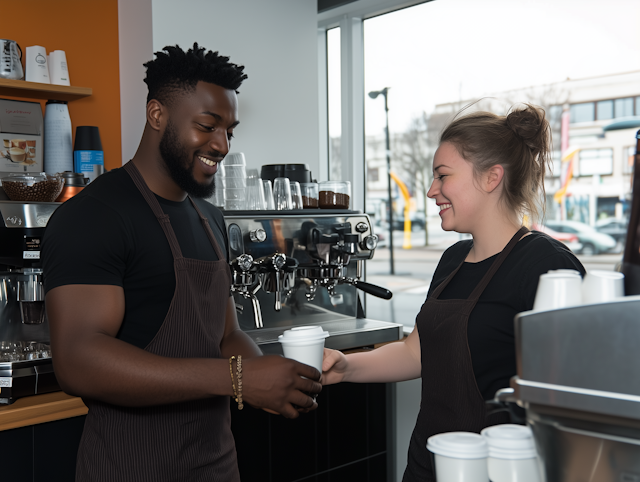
[{"x1": 41, "y1": 44, "x2": 321, "y2": 482}]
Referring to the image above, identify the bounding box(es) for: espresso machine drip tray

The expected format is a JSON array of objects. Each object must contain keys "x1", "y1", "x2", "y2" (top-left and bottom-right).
[{"x1": 246, "y1": 318, "x2": 403, "y2": 354}]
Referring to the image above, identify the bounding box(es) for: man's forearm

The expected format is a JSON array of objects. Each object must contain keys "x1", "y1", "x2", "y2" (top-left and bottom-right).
[
  {"x1": 220, "y1": 328, "x2": 263, "y2": 359},
  {"x1": 54, "y1": 333, "x2": 235, "y2": 407}
]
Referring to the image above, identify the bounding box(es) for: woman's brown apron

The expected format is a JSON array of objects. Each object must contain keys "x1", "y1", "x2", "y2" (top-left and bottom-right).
[
  {"x1": 76, "y1": 161, "x2": 238, "y2": 482},
  {"x1": 403, "y1": 227, "x2": 528, "y2": 482}
]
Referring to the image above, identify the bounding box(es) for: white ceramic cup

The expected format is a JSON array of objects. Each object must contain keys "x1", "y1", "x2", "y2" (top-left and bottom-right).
[
  {"x1": 278, "y1": 326, "x2": 329, "y2": 372},
  {"x1": 481, "y1": 425, "x2": 542, "y2": 482},
  {"x1": 532, "y1": 272, "x2": 582, "y2": 311},
  {"x1": 427, "y1": 432, "x2": 489, "y2": 482},
  {"x1": 581, "y1": 270, "x2": 625, "y2": 304}
]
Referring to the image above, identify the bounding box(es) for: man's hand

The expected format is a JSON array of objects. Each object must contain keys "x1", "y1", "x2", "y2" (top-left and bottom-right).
[{"x1": 242, "y1": 355, "x2": 322, "y2": 419}]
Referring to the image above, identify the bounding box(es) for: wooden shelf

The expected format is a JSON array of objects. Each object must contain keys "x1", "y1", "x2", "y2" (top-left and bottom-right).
[
  {"x1": 0, "y1": 78, "x2": 92, "y2": 102},
  {"x1": 0, "y1": 392, "x2": 87, "y2": 431}
]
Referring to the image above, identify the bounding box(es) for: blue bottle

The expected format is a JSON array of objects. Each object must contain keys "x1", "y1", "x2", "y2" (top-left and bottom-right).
[{"x1": 73, "y1": 126, "x2": 104, "y2": 183}]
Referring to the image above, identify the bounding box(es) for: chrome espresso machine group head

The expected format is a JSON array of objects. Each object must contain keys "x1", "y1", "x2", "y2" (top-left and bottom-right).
[{"x1": 224, "y1": 210, "x2": 401, "y2": 354}]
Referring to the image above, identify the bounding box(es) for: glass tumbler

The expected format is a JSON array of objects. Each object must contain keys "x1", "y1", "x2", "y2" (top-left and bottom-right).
[
  {"x1": 290, "y1": 181, "x2": 303, "y2": 209},
  {"x1": 301, "y1": 182, "x2": 319, "y2": 208},
  {"x1": 263, "y1": 180, "x2": 275, "y2": 210},
  {"x1": 273, "y1": 177, "x2": 293, "y2": 210},
  {"x1": 246, "y1": 170, "x2": 266, "y2": 210}
]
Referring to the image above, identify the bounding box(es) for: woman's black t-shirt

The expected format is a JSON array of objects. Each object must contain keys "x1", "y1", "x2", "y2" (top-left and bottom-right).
[
  {"x1": 42, "y1": 167, "x2": 229, "y2": 350},
  {"x1": 425, "y1": 232, "x2": 585, "y2": 400}
]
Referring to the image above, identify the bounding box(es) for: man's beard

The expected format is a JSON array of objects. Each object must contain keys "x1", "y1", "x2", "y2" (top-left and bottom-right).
[{"x1": 159, "y1": 120, "x2": 216, "y2": 199}]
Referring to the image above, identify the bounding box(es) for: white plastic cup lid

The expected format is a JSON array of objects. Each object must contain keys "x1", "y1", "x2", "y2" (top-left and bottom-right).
[
  {"x1": 588, "y1": 269, "x2": 624, "y2": 279},
  {"x1": 426, "y1": 432, "x2": 488, "y2": 460},
  {"x1": 480, "y1": 425, "x2": 538, "y2": 460},
  {"x1": 547, "y1": 269, "x2": 582, "y2": 277},
  {"x1": 278, "y1": 326, "x2": 329, "y2": 344}
]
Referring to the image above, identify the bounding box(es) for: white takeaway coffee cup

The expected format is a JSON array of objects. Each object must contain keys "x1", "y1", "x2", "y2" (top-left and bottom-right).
[
  {"x1": 427, "y1": 432, "x2": 489, "y2": 482},
  {"x1": 532, "y1": 271, "x2": 582, "y2": 312},
  {"x1": 481, "y1": 425, "x2": 542, "y2": 482},
  {"x1": 278, "y1": 326, "x2": 329, "y2": 372},
  {"x1": 581, "y1": 270, "x2": 624, "y2": 304}
]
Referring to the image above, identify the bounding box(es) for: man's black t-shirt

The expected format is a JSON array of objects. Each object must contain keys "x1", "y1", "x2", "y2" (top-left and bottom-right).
[
  {"x1": 42, "y1": 166, "x2": 229, "y2": 349},
  {"x1": 425, "y1": 232, "x2": 585, "y2": 400}
]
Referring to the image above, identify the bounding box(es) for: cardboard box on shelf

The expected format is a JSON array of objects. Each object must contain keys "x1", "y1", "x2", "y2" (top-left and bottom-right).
[{"x1": 0, "y1": 99, "x2": 43, "y2": 174}]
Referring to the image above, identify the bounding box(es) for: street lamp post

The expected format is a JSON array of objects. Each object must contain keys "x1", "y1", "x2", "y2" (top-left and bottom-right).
[{"x1": 368, "y1": 87, "x2": 395, "y2": 275}]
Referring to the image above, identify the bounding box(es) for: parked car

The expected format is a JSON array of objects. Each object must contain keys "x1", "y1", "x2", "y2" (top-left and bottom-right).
[
  {"x1": 544, "y1": 220, "x2": 618, "y2": 255},
  {"x1": 532, "y1": 224, "x2": 583, "y2": 253},
  {"x1": 594, "y1": 218, "x2": 628, "y2": 244},
  {"x1": 391, "y1": 213, "x2": 426, "y2": 231}
]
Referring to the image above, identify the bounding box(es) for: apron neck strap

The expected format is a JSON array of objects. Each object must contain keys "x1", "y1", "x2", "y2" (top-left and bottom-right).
[
  {"x1": 430, "y1": 226, "x2": 529, "y2": 300},
  {"x1": 467, "y1": 225, "x2": 529, "y2": 301}
]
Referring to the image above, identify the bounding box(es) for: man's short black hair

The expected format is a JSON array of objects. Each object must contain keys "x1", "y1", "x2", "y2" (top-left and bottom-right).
[{"x1": 143, "y1": 43, "x2": 248, "y2": 105}]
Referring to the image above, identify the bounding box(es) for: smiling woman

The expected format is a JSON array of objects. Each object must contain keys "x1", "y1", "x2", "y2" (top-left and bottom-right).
[{"x1": 323, "y1": 103, "x2": 585, "y2": 482}]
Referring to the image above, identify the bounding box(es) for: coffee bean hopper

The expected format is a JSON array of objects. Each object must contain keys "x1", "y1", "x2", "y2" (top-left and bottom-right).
[{"x1": 223, "y1": 209, "x2": 403, "y2": 354}]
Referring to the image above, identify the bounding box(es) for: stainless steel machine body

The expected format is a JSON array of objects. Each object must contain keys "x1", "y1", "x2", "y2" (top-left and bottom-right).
[
  {"x1": 512, "y1": 296, "x2": 640, "y2": 481},
  {"x1": 0, "y1": 201, "x2": 59, "y2": 404},
  {"x1": 223, "y1": 210, "x2": 402, "y2": 354}
]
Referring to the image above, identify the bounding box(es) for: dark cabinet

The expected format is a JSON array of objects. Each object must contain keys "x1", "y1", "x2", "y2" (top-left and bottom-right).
[
  {"x1": 0, "y1": 382, "x2": 390, "y2": 482},
  {"x1": 232, "y1": 382, "x2": 390, "y2": 482},
  {"x1": 0, "y1": 415, "x2": 86, "y2": 482}
]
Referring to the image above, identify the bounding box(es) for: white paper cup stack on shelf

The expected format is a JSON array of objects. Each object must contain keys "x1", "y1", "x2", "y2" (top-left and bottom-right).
[
  {"x1": 481, "y1": 424, "x2": 542, "y2": 482},
  {"x1": 581, "y1": 270, "x2": 625, "y2": 304},
  {"x1": 222, "y1": 152, "x2": 246, "y2": 210},
  {"x1": 532, "y1": 271, "x2": 582, "y2": 311}
]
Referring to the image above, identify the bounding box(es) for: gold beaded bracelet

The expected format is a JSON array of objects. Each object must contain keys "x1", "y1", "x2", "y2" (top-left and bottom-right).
[
  {"x1": 236, "y1": 355, "x2": 243, "y2": 410},
  {"x1": 229, "y1": 355, "x2": 244, "y2": 410}
]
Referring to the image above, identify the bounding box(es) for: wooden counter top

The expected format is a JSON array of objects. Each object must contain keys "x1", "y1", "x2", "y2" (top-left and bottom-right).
[{"x1": 0, "y1": 391, "x2": 87, "y2": 431}]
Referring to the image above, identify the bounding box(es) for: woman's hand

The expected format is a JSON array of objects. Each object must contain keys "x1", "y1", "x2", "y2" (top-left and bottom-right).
[{"x1": 321, "y1": 348, "x2": 349, "y2": 385}]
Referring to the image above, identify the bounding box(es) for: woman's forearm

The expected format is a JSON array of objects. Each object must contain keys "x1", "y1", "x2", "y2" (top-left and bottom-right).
[{"x1": 343, "y1": 334, "x2": 421, "y2": 383}]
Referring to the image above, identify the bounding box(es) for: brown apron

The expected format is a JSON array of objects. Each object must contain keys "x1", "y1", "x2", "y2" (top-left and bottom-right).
[
  {"x1": 403, "y1": 226, "x2": 528, "y2": 482},
  {"x1": 76, "y1": 161, "x2": 238, "y2": 482}
]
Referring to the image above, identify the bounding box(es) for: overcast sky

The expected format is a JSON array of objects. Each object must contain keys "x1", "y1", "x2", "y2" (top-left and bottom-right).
[{"x1": 328, "y1": 0, "x2": 640, "y2": 137}]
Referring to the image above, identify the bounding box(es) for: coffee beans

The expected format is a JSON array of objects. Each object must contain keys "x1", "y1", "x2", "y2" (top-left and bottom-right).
[
  {"x1": 2, "y1": 177, "x2": 64, "y2": 202},
  {"x1": 319, "y1": 190, "x2": 350, "y2": 209},
  {"x1": 302, "y1": 195, "x2": 319, "y2": 208}
]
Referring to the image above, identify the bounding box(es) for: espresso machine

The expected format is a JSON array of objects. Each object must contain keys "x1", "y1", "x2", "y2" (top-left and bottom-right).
[
  {"x1": 0, "y1": 199, "x2": 60, "y2": 404},
  {"x1": 506, "y1": 296, "x2": 640, "y2": 481},
  {"x1": 223, "y1": 209, "x2": 403, "y2": 354}
]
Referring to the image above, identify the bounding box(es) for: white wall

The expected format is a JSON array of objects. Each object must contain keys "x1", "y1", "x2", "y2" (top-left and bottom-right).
[
  {"x1": 118, "y1": 0, "x2": 154, "y2": 165},
  {"x1": 150, "y1": 0, "x2": 320, "y2": 176}
]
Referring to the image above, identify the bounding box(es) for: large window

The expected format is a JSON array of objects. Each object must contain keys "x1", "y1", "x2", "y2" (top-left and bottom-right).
[
  {"x1": 577, "y1": 148, "x2": 614, "y2": 177},
  {"x1": 615, "y1": 97, "x2": 634, "y2": 118},
  {"x1": 571, "y1": 102, "x2": 595, "y2": 123},
  {"x1": 327, "y1": 27, "x2": 342, "y2": 181},
  {"x1": 597, "y1": 100, "x2": 613, "y2": 120}
]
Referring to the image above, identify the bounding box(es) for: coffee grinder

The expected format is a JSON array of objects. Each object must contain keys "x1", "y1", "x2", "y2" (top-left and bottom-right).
[{"x1": 0, "y1": 200, "x2": 60, "y2": 404}]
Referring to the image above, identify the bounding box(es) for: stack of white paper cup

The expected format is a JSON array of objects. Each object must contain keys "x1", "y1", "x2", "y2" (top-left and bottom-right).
[
  {"x1": 427, "y1": 432, "x2": 489, "y2": 482},
  {"x1": 581, "y1": 270, "x2": 625, "y2": 304},
  {"x1": 481, "y1": 424, "x2": 542, "y2": 482},
  {"x1": 278, "y1": 326, "x2": 329, "y2": 371},
  {"x1": 532, "y1": 271, "x2": 582, "y2": 311}
]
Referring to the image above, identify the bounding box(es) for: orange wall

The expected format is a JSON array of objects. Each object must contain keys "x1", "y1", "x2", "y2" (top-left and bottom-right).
[{"x1": 2, "y1": 0, "x2": 122, "y2": 170}]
